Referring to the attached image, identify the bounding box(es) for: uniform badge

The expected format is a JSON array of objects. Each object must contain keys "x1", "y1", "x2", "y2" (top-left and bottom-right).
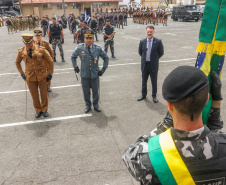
[{"x1": 82, "y1": 51, "x2": 85, "y2": 53}]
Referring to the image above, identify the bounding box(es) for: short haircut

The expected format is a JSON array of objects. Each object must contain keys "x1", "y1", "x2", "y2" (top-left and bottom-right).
[
  {"x1": 146, "y1": 25, "x2": 155, "y2": 30},
  {"x1": 173, "y1": 85, "x2": 209, "y2": 120}
]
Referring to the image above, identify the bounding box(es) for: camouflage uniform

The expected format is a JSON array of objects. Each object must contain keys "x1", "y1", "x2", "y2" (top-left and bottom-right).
[
  {"x1": 0, "y1": 17, "x2": 2, "y2": 27},
  {"x1": 122, "y1": 108, "x2": 225, "y2": 185},
  {"x1": 51, "y1": 38, "x2": 64, "y2": 59},
  {"x1": 28, "y1": 16, "x2": 33, "y2": 30},
  {"x1": 6, "y1": 19, "x2": 13, "y2": 34},
  {"x1": 103, "y1": 24, "x2": 116, "y2": 57},
  {"x1": 14, "y1": 17, "x2": 20, "y2": 33}
]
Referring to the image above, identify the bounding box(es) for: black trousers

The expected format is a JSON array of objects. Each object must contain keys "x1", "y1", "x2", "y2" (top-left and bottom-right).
[{"x1": 142, "y1": 62, "x2": 158, "y2": 98}]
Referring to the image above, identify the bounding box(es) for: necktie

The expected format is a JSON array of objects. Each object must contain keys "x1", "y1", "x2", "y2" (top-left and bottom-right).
[
  {"x1": 88, "y1": 46, "x2": 91, "y2": 53},
  {"x1": 38, "y1": 42, "x2": 40, "y2": 46},
  {"x1": 146, "y1": 39, "x2": 151, "y2": 62},
  {"x1": 28, "y1": 48, "x2": 32, "y2": 58}
]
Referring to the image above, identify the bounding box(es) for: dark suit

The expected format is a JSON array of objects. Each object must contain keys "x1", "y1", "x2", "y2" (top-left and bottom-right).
[{"x1": 138, "y1": 37, "x2": 164, "y2": 98}]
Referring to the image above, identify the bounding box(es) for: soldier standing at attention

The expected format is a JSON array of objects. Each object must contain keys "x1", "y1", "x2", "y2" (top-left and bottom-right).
[
  {"x1": 48, "y1": 17, "x2": 65, "y2": 62},
  {"x1": 123, "y1": 13, "x2": 128, "y2": 26},
  {"x1": 0, "y1": 16, "x2": 2, "y2": 27},
  {"x1": 41, "y1": 17, "x2": 49, "y2": 37},
  {"x1": 71, "y1": 17, "x2": 78, "y2": 43},
  {"x1": 75, "y1": 21, "x2": 90, "y2": 44},
  {"x1": 71, "y1": 30, "x2": 109, "y2": 113},
  {"x1": 6, "y1": 17, "x2": 13, "y2": 34},
  {"x1": 163, "y1": 12, "x2": 168, "y2": 26},
  {"x1": 34, "y1": 30, "x2": 54, "y2": 92},
  {"x1": 118, "y1": 12, "x2": 124, "y2": 29},
  {"x1": 15, "y1": 33, "x2": 54, "y2": 118},
  {"x1": 89, "y1": 16, "x2": 99, "y2": 41},
  {"x1": 103, "y1": 19, "x2": 116, "y2": 58}
]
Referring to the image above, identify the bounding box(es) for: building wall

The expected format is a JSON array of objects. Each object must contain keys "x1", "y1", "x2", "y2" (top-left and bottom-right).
[
  {"x1": 21, "y1": 2, "x2": 119, "y2": 18},
  {"x1": 141, "y1": 0, "x2": 160, "y2": 9}
]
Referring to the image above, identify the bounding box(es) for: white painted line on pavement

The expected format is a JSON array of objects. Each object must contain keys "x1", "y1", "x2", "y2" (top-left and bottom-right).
[
  {"x1": 52, "y1": 84, "x2": 81, "y2": 89},
  {"x1": 0, "y1": 114, "x2": 92, "y2": 128},
  {"x1": 0, "y1": 72, "x2": 18, "y2": 76},
  {"x1": 0, "y1": 58, "x2": 196, "y2": 77},
  {"x1": 0, "y1": 84, "x2": 81, "y2": 94}
]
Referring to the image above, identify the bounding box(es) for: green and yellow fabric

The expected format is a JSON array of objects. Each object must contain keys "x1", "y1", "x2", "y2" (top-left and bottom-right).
[
  {"x1": 196, "y1": 0, "x2": 225, "y2": 124},
  {"x1": 148, "y1": 129, "x2": 195, "y2": 185}
]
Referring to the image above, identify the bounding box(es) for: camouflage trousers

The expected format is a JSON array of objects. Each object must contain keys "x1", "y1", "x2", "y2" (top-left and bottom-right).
[
  {"x1": 14, "y1": 23, "x2": 20, "y2": 32},
  {"x1": 124, "y1": 19, "x2": 127, "y2": 26},
  {"x1": 118, "y1": 20, "x2": 123, "y2": 29},
  {"x1": 52, "y1": 38, "x2": 64, "y2": 58},
  {"x1": 42, "y1": 26, "x2": 48, "y2": 36},
  {"x1": 7, "y1": 25, "x2": 13, "y2": 34},
  {"x1": 113, "y1": 21, "x2": 118, "y2": 28},
  {"x1": 104, "y1": 39, "x2": 114, "y2": 56},
  {"x1": 91, "y1": 28, "x2": 98, "y2": 41}
]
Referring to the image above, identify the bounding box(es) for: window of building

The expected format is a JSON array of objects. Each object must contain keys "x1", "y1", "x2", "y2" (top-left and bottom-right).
[
  {"x1": 103, "y1": 3, "x2": 111, "y2": 6},
  {"x1": 72, "y1": 3, "x2": 81, "y2": 9},
  {"x1": 57, "y1": 4, "x2": 67, "y2": 10},
  {"x1": 93, "y1": 3, "x2": 102, "y2": 9},
  {"x1": 43, "y1": 4, "x2": 52, "y2": 10}
]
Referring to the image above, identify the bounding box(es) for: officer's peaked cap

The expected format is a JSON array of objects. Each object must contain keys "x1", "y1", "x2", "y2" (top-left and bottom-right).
[
  {"x1": 84, "y1": 30, "x2": 94, "y2": 38},
  {"x1": 21, "y1": 33, "x2": 34, "y2": 44}
]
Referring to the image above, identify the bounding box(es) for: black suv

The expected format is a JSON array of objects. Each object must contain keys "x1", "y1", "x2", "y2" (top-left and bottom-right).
[{"x1": 171, "y1": 5, "x2": 201, "y2": 22}]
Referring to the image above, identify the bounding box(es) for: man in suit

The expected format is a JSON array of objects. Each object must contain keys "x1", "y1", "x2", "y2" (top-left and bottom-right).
[
  {"x1": 71, "y1": 30, "x2": 109, "y2": 113},
  {"x1": 137, "y1": 26, "x2": 164, "y2": 103}
]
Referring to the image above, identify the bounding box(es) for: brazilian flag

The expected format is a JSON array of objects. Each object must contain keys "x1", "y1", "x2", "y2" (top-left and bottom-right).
[{"x1": 196, "y1": 0, "x2": 225, "y2": 124}]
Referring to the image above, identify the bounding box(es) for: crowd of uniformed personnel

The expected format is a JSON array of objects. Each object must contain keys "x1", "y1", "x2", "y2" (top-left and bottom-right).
[
  {"x1": 4, "y1": 15, "x2": 39, "y2": 34},
  {"x1": 6, "y1": 6, "x2": 169, "y2": 117},
  {"x1": 133, "y1": 9, "x2": 168, "y2": 26}
]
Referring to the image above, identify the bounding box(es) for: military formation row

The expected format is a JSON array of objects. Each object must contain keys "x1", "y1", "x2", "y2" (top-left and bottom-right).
[
  {"x1": 4, "y1": 15, "x2": 40, "y2": 34},
  {"x1": 133, "y1": 10, "x2": 168, "y2": 26}
]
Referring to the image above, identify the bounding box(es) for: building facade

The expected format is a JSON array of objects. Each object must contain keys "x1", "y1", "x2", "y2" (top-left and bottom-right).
[{"x1": 18, "y1": 0, "x2": 122, "y2": 18}]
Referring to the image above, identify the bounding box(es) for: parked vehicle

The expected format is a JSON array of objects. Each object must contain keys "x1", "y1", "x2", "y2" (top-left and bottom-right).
[{"x1": 171, "y1": 5, "x2": 201, "y2": 22}]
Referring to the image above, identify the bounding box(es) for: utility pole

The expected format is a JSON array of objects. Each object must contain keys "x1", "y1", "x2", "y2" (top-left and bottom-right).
[
  {"x1": 62, "y1": 0, "x2": 66, "y2": 15},
  {"x1": 31, "y1": 0, "x2": 34, "y2": 15},
  {"x1": 19, "y1": 0, "x2": 23, "y2": 15}
]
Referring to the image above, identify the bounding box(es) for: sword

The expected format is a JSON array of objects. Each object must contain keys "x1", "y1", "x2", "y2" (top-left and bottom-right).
[{"x1": 75, "y1": 73, "x2": 79, "y2": 81}]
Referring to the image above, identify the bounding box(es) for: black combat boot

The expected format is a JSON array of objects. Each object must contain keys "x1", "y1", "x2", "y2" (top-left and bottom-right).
[{"x1": 61, "y1": 55, "x2": 65, "y2": 62}]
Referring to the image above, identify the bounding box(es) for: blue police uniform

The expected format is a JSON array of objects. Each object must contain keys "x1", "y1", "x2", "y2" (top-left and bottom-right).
[{"x1": 71, "y1": 43, "x2": 109, "y2": 109}]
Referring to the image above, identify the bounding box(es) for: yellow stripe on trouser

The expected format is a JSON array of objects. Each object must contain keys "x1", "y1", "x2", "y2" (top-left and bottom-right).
[{"x1": 159, "y1": 129, "x2": 195, "y2": 185}]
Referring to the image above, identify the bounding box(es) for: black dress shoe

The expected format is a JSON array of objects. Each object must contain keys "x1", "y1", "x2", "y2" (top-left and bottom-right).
[
  {"x1": 43, "y1": 112, "x2": 49, "y2": 117},
  {"x1": 85, "y1": 107, "x2": 91, "y2": 113},
  {"x1": 47, "y1": 88, "x2": 52, "y2": 92},
  {"x1": 112, "y1": 55, "x2": 116, "y2": 58},
  {"x1": 94, "y1": 107, "x2": 101, "y2": 112},
  {"x1": 137, "y1": 96, "x2": 146, "y2": 101},
  {"x1": 35, "y1": 112, "x2": 42, "y2": 118},
  {"x1": 153, "y1": 97, "x2": 158, "y2": 103}
]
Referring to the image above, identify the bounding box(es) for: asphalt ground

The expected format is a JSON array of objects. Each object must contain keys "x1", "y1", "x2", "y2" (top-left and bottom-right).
[{"x1": 0, "y1": 18, "x2": 226, "y2": 185}]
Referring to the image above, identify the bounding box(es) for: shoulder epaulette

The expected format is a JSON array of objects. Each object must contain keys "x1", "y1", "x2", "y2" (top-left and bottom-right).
[{"x1": 18, "y1": 47, "x2": 24, "y2": 51}]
